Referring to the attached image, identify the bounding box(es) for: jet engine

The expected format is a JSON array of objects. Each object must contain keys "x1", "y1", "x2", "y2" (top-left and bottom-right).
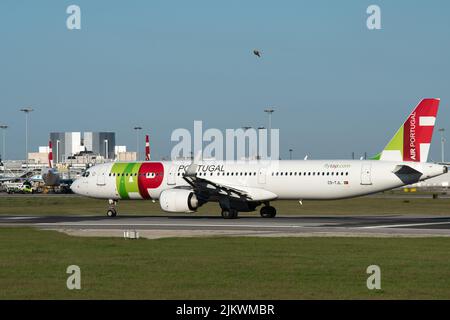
[{"x1": 159, "y1": 189, "x2": 199, "y2": 213}]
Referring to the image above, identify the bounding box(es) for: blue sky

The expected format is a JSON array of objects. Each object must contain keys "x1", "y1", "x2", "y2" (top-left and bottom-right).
[{"x1": 0, "y1": 0, "x2": 449, "y2": 161}]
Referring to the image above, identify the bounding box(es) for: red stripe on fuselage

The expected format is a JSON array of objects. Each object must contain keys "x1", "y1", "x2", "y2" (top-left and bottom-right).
[{"x1": 138, "y1": 162, "x2": 164, "y2": 199}]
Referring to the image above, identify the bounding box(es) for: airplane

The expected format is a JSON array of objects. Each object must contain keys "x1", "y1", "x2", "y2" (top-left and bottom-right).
[
  {"x1": 71, "y1": 98, "x2": 448, "y2": 219},
  {"x1": 0, "y1": 142, "x2": 66, "y2": 188},
  {"x1": 41, "y1": 140, "x2": 61, "y2": 186}
]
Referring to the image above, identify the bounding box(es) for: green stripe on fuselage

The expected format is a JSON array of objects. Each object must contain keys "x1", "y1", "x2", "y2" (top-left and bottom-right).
[{"x1": 111, "y1": 162, "x2": 141, "y2": 199}]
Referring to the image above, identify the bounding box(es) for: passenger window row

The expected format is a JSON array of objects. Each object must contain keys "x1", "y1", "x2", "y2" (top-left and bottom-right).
[
  {"x1": 272, "y1": 172, "x2": 349, "y2": 176},
  {"x1": 177, "y1": 171, "x2": 349, "y2": 177},
  {"x1": 109, "y1": 172, "x2": 161, "y2": 177},
  {"x1": 195, "y1": 172, "x2": 258, "y2": 177},
  {"x1": 109, "y1": 171, "x2": 349, "y2": 178}
]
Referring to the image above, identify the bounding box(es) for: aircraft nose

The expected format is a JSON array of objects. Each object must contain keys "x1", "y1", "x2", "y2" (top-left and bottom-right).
[{"x1": 70, "y1": 179, "x2": 80, "y2": 194}]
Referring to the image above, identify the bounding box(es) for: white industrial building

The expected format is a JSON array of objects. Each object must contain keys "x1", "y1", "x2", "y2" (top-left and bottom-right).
[
  {"x1": 28, "y1": 132, "x2": 136, "y2": 166},
  {"x1": 50, "y1": 132, "x2": 116, "y2": 163}
]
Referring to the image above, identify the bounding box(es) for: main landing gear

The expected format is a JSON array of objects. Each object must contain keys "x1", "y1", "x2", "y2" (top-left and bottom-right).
[
  {"x1": 221, "y1": 208, "x2": 238, "y2": 219},
  {"x1": 220, "y1": 206, "x2": 277, "y2": 219},
  {"x1": 260, "y1": 205, "x2": 276, "y2": 218},
  {"x1": 107, "y1": 199, "x2": 118, "y2": 217}
]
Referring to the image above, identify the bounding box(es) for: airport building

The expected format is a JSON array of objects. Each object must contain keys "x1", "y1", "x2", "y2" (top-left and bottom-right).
[
  {"x1": 27, "y1": 132, "x2": 135, "y2": 169},
  {"x1": 83, "y1": 132, "x2": 116, "y2": 160},
  {"x1": 50, "y1": 132, "x2": 116, "y2": 163}
]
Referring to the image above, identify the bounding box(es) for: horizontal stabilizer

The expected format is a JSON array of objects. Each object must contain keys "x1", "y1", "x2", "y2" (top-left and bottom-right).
[{"x1": 393, "y1": 165, "x2": 422, "y2": 175}]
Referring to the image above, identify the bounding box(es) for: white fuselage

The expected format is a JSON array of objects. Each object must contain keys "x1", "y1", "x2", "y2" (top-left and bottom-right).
[{"x1": 71, "y1": 160, "x2": 446, "y2": 201}]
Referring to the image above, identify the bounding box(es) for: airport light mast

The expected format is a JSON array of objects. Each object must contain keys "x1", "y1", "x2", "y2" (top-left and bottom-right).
[
  {"x1": 0, "y1": 124, "x2": 7, "y2": 161},
  {"x1": 134, "y1": 126, "x2": 142, "y2": 161},
  {"x1": 439, "y1": 128, "x2": 446, "y2": 163},
  {"x1": 257, "y1": 126, "x2": 266, "y2": 160},
  {"x1": 289, "y1": 148, "x2": 293, "y2": 160},
  {"x1": 264, "y1": 108, "x2": 275, "y2": 159},
  {"x1": 104, "y1": 139, "x2": 109, "y2": 160},
  {"x1": 20, "y1": 108, "x2": 34, "y2": 171},
  {"x1": 56, "y1": 140, "x2": 60, "y2": 164}
]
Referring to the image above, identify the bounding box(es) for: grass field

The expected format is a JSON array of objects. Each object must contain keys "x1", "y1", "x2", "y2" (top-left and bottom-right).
[
  {"x1": 1, "y1": 227, "x2": 450, "y2": 299},
  {"x1": 1, "y1": 194, "x2": 450, "y2": 299},
  {"x1": 0, "y1": 193, "x2": 450, "y2": 216}
]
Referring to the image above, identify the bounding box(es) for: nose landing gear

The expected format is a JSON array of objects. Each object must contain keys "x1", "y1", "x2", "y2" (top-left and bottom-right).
[
  {"x1": 260, "y1": 205, "x2": 276, "y2": 218},
  {"x1": 107, "y1": 199, "x2": 118, "y2": 217}
]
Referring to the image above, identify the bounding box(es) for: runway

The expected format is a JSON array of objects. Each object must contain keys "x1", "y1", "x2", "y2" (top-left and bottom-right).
[{"x1": 2, "y1": 214, "x2": 450, "y2": 238}]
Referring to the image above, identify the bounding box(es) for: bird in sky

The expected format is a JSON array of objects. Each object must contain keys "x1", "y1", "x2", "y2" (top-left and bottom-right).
[{"x1": 253, "y1": 49, "x2": 261, "y2": 58}]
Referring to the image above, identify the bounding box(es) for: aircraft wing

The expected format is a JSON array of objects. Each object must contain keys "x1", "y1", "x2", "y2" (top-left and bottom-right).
[
  {"x1": 183, "y1": 175, "x2": 277, "y2": 202},
  {"x1": 182, "y1": 154, "x2": 277, "y2": 202},
  {"x1": 392, "y1": 164, "x2": 423, "y2": 185}
]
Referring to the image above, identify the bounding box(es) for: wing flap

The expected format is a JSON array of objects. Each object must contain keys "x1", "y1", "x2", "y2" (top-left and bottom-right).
[{"x1": 184, "y1": 175, "x2": 277, "y2": 201}]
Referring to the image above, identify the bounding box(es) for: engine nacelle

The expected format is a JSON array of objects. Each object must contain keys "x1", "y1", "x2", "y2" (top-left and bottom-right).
[{"x1": 159, "y1": 189, "x2": 199, "y2": 213}]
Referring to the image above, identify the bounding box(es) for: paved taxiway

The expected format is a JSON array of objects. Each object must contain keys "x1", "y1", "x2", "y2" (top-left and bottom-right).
[{"x1": 1, "y1": 215, "x2": 450, "y2": 238}]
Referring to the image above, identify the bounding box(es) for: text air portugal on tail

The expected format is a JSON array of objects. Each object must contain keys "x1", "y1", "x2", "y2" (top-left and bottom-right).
[{"x1": 372, "y1": 98, "x2": 440, "y2": 162}]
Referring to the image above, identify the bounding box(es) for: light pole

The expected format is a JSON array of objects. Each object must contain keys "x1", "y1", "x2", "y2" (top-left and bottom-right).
[
  {"x1": 20, "y1": 108, "x2": 34, "y2": 170},
  {"x1": 264, "y1": 108, "x2": 275, "y2": 159},
  {"x1": 104, "y1": 139, "x2": 109, "y2": 160},
  {"x1": 0, "y1": 125, "x2": 7, "y2": 161},
  {"x1": 257, "y1": 126, "x2": 265, "y2": 160},
  {"x1": 134, "y1": 126, "x2": 142, "y2": 161},
  {"x1": 439, "y1": 128, "x2": 446, "y2": 163},
  {"x1": 56, "y1": 140, "x2": 60, "y2": 164},
  {"x1": 289, "y1": 148, "x2": 293, "y2": 160}
]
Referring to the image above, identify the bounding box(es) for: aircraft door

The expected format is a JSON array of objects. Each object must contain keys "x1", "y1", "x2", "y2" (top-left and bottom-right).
[
  {"x1": 96, "y1": 169, "x2": 106, "y2": 186},
  {"x1": 167, "y1": 165, "x2": 176, "y2": 185},
  {"x1": 258, "y1": 167, "x2": 267, "y2": 184},
  {"x1": 360, "y1": 163, "x2": 372, "y2": 185}
]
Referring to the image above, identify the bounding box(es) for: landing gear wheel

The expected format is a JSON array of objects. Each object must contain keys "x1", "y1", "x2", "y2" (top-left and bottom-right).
[
  {"x1": 107, "y1": 199, "x2": 118, "y2": 217},
  {"x1": 107, "y1": 209, "x2": 117, "y2": 217},
  {"x1": 221, "y1": 209, "x2": 238, "y2": 219},
  {"x1": 260, "y1": 206, "x2": 276, "y2": 218}
]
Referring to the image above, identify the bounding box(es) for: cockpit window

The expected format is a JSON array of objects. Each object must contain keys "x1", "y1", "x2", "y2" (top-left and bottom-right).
[{"x1": 82, "y1": 171, "x2": 90, "y2": 177}]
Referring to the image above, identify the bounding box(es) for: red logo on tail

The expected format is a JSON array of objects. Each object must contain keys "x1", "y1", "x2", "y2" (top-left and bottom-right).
[{"x1": 403, "y1": 98, "x2": 439, "y2": 162}]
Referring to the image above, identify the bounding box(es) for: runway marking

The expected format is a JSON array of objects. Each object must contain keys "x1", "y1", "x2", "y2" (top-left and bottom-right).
[
  {"x1": 37, "y1": 222, "x2": 304, "y2": 229},
  {"x1": 1, "y1": 216, "x2": 39, "y2": 220},
  {"x1": 358, "y1": 221, "x2": 450, "y2": 229}
]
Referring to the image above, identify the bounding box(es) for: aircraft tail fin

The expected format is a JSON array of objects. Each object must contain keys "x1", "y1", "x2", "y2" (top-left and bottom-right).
[
  {"x1": 145, "y1": 135, "x2": 150, "y2": 161},
  {"x1": 48, "y1": 140, "x2": 53, "y2": 168},
  {"x1": 372, "y1": 98, "x2": 440, "y2": 162}
]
